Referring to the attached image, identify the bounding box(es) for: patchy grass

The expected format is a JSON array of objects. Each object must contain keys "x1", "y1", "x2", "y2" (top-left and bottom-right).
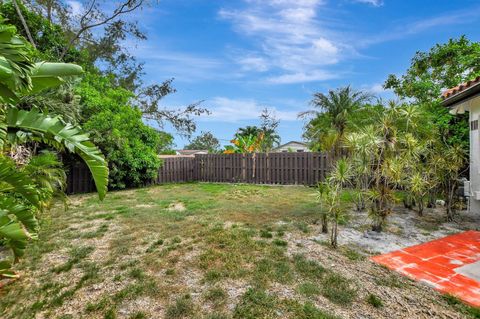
[
  {"x1": 166, "y1": 295, "x2": 195, "y2": 319},
  {"x1": 297, "y1": 282, "x2": 321, "y2": 298},
  {"x1": 321, "y1": 273, "x2": 357, "y2": 305},
  {"x1": 442, "y1": 294, "x2": 480, "y2": 318},
  {"x1": 366, "y1": 294, "x2": 383, "y2": 308},
  {"x1": 0, "y1": 183, "x2": 473, "y2": 319},
  {"x1": 233, "y1": 288, "x2": 277, "y2": 318}
]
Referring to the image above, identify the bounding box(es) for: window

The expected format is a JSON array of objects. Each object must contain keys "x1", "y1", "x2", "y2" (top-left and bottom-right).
[
  {"x1": 471, "y1": 119, "x2": 478, "y2": 130},
  {"x1": 296, "y1": 149, "x2": 304, "y2": 152}
]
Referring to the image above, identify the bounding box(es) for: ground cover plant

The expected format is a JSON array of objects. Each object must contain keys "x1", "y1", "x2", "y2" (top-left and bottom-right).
[{"x1": 0, "y1": 183, "x2": 476, "y2": 319}]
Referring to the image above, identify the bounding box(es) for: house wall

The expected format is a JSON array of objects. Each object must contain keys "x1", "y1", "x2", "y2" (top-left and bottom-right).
[
  {"x1": 470, "y1": 103, "x2": 480, "y2": 213},
  {"x1": 273, "y1": 142, "x2": 310, "y2": 153}
]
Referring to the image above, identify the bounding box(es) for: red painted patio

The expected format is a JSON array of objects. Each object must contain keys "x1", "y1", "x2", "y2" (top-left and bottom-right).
[{"x1": 371, "y1": 231, "x2": 480, "y2": 307}]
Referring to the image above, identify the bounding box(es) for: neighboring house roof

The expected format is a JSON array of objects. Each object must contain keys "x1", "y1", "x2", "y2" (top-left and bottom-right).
[
  {"x1": 176, "y1": 150, "x2": 208, "y2": 156},
  {"x1": 442, "y1": 76, "x2": 480, "y2": 108},
  {"x1": 272, "y1": 141, "x2": 308, "y2": 150}
]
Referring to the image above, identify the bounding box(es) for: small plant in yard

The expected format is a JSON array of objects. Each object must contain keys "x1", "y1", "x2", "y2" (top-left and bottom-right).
[
  {"x1": 166, "y1": 294, "x2": 194, "y2": 319},
  {"x1": 272, "y1": 239, "x2": 288, "y2": 247},
  {"x1": 260, "y1": 229, "x2": 273, "y2": 238},
  {"x1": 129, "y1": 312, "x2": 148, "y2": 319},
  {"x1": 341, "y1": 246, "x2": 365, "y2": 261},
  {"x1": 322, "y1": 158, "x2": 352, "y2": 248},
  {"x1": 366, "y1": 293, "x2": 383, "y2": 308},
  {"x1": 317, "y1": 182, "x2": 330, "y2": 233},
  {"x1": 204, "y1": 287, "x2": 228, "y2": 306}
]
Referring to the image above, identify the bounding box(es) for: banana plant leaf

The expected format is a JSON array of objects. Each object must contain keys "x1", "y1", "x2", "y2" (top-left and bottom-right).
[{"x1": 6, "y1": 108, "x2": 108, "y2": 200}]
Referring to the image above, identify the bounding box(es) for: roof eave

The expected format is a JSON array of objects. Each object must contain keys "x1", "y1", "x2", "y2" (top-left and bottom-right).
[{"x1": 442, "y1": 82, "x2": 480, "y2": 108}]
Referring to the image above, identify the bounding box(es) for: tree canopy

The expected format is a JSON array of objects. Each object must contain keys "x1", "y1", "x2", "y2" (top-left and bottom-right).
[
  {"x1": 384, "y1": 36, "x2": 480, "y2": 150},
  {"x1": 185, "y1": 131, "x2": 220, "y2": 153},
  {"x1": 0, "y1": 1, "x2": 208, "y2": 188}
]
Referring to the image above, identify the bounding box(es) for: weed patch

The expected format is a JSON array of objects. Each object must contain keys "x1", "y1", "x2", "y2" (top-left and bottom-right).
[
  {"x1": 233, "y1": 288, "x2": 277, "y2": 319},
  {"x1": 321, "y1": 273, "x2": 357, "y2": 305},
  {"x1": 166, "y1": 295, "x2": 194, "y2": 319}
]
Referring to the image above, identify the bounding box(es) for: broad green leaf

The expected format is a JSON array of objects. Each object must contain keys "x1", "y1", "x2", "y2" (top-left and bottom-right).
[
  {"x1": 6, "y1": 108, "x2": 108, "y2": 200},
  {"x1": 0, "y1": 156, "x2": 39, "y2": 207},
  {"x1": 0, "y1": 220, "x2": 28, "y2": 241},
  {"x1": 29, "y1": 76, "x2": 64, "y2": 94},
  {"x1": 32, "y1": 62, "x2": 83, "y2": 77}
]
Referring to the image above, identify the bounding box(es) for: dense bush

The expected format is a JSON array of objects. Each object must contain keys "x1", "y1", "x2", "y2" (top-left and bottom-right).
[{"x1": 78, "y1": 74, "x2": 164, "y2": 189}]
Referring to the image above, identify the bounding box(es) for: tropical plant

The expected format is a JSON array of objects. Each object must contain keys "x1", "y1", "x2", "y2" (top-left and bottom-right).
[
  {"x1": 0, "y1": 18, "x2": 108, "y2": 277},
  {"x1": 385, "y1": 36, "x2": 480, "y2": 153},
  {"x1": 344, "y1": 103, "x2": 429, "y2": 231},
  {"x1": 430, "y1": 144, "x2": 467, "y2": 221},
  {"x1": 322, "y1": 158, "x2": 352, "y2": 248},
  {"x1": 224, "y1": 133, "x2": 264, "y2": 154},
  {"x1": 300, "y1": 86, "x2": 372, "y2": 157}
]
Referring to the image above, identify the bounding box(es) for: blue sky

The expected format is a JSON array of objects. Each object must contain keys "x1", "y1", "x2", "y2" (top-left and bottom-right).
[{"x1": 97, "y1": 0, "x2": 480, "y2": 148}]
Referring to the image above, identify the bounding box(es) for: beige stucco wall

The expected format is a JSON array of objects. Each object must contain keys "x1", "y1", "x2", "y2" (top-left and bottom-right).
[
  {"x1": 470, "y1": 102, "x2": 480, "y2": 213},
  {"x1": 273, "y1": 142, "x2": 310, "y2": 153}
]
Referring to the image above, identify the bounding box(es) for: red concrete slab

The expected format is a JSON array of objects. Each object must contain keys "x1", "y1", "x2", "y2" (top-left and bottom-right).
[{"x1": 371, "y1": 231, "x2": 480, "y2": 307}]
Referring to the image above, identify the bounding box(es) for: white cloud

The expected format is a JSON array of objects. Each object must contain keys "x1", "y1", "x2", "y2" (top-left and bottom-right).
[
  {"x1": 134, "y1": 43, "x2": 226, "y2": 81},
  {"x1": 360, "y1": 8, "x2": 479, "y2": 46},
  {"x1": 266, "y1": 70, "x2": 338, "y2": 84},
  {"x1": 201, "y1": 97, "x2": 299, "y2": 122},
  {"x1": 237, "y1": 55, "x2": 269, "y2": 72},
  {"x1": 352, "y1": 0, "x2": 383, "y2": 7},
  {"x1": 368, "y1": 83, "x2": 385, "y2": 94},
  {"x1": 219, "y1": 0, "x2": 347, "y2": 84},
  {"x1": 67, "y1": 1, "x2": 83, "y2": 16}
]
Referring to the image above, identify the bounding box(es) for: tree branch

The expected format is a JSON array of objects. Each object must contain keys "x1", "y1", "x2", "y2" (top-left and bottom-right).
[
  {"x1": 59, "y1": 0, "x2": 144, "y2": 59},
  {"x1": 13, "y1": 0, "x2": 36, "y2": 48}
]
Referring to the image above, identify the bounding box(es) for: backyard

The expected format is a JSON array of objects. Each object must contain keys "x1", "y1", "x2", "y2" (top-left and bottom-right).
[{"x1": 1, "y1": 183, "x2": 478, "y2": 319}]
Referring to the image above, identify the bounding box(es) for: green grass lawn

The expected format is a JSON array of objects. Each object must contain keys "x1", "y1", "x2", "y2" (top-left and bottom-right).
[{"x1": 0, "y1": 183, "x2": 475, "y2": 319}]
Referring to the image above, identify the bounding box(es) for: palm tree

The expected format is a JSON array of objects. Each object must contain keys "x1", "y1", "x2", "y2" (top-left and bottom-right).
[
  {"x1": 0, "y1": 19, "x2": 108, "y2": 277},
  {"x1": 299, "y1": 86, "x2": 372, "y2": 156},
  {"x1": 236, "y1": 126, "x2": 261, "y2": 139}
]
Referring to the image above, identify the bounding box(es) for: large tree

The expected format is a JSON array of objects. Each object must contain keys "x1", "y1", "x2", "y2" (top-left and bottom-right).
[
  {"x1": 384, "y1": 36, "x2": 480, "y2": 151},
  {"x1": 185, "y1": 131, "x2": 220, "y2": 153},
  {"x1": 0, "y1": 1, "x2": 209, "y2": 136},
  {"x1": 258, "y1": 108, "x2": 281, "y2": 152}
]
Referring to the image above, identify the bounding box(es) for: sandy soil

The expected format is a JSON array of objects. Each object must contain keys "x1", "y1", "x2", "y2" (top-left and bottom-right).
[{"x1": 312, "y1": 207, "x2": 480, "y2": 254}]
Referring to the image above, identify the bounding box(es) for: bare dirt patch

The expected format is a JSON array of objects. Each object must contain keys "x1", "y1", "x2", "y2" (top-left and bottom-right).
[{"x1": 167, "y1": 201, "x2": 186, "y2": 212}]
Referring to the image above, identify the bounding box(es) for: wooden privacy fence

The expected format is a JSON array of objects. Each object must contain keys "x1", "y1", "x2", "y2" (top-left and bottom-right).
[
  {"x1": 193, "y1": 152, "x2": 330, "y2": 185},
  {"x1": 67, "y1": 152, "x2": 331, "y2": 194}
]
